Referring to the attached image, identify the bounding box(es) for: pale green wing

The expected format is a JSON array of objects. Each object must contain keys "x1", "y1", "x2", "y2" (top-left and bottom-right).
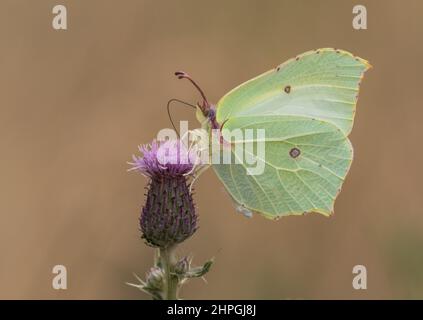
[
  {"x1": 213, "y1": 115, "x2": 352, "y2": 218},
  {"x1": 216, "y1": 48, "x2": 371, "y2": 136},
  {"x1": 212, "y1": 48, "x2": 370, "y2": 218}
]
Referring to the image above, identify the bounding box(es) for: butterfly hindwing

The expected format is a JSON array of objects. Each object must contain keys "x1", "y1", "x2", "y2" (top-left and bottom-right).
[{"x1": 213, "y1": 115, "x2": 352, "y2": 218}]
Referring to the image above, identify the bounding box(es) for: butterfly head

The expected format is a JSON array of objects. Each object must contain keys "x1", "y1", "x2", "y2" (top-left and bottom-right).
[{"x1": 175, "y1": 71, "x2": 220, "y2": 129}]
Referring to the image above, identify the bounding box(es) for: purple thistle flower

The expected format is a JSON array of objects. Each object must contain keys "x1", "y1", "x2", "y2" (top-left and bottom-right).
[{"x1": 129, "y1": 140, "x2": 199, "y2": 248}]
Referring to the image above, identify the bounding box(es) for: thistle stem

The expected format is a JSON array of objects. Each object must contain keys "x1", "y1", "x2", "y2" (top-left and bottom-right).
[{"x1": 160, "y1": 246, "x2": 178, "y2": 300}]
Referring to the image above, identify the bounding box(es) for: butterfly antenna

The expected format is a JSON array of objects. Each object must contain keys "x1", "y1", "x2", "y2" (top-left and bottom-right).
[
  {"x1": 174, "y1": 71, "x2": 210, "y2": 114},
  {"x1": 166, "y1": 98, "x2": 196, "y2": 138}
]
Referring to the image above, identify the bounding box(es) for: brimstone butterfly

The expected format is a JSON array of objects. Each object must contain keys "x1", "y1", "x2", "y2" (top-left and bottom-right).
[{"x1": 176, "y1": 48, "x2": 371, "y2": 219}]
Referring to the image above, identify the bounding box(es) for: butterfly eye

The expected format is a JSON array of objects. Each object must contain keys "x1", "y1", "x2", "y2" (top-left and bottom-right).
[
  {"x1": 289, "y1": 147, "x2": 301, "y2": 158},
  {"x1": 207, "y1": 108, "x2": 215, "y2": 119}
]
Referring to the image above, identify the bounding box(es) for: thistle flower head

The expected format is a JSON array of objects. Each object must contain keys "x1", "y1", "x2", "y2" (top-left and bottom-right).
[
  {"x1": 129, "y1": 140, "x2": 199, "y2": 177},
  {"x1": 129, "y1": 139, "x2": 199, "y2": 248}
]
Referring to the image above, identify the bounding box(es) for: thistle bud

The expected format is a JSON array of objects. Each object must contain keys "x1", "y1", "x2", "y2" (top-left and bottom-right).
[
  {"x1": 129, "y1": 140, "x2": 199, "y2": 248},
  {"x1": 145, "y1": 266, "x2": 164, "y2": 290},
  {"x1": 174, "y1": 256, "x2": 190, "y2": 275}
]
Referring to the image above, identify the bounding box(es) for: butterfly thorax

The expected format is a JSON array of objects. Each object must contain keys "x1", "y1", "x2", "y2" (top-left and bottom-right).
[{"x1": 206, "y1": 105, "x2": 220, "y2": 130}]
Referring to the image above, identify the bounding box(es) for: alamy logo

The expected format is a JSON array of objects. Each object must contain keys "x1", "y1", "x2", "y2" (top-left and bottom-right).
[
  {"x1": 52, "y1": 5, "x2": 67, "y2": 30},
  {"x1": 352, "y1": 5, "x2": 367, "y2": 30},
  {"x1": 156, "y1": 121, "x2": 266, "y2": 176},
  {"x1": 52, "y1": 265, "x2": 67, "y2": 290},
  {"x1": 352, "y1": 265, "x2": 367, "y2": 290}
]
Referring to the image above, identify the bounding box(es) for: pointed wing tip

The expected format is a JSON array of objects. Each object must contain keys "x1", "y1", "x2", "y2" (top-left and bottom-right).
[
  {"x1": 322, "y1": 210, "x2": 335, "y2": 218},
  {"x1": 360, "y1": 58, "x2": 373, "y2": 70},
  {"x1": 313, "y1": 47, "x2": 372, "y2": 69}
]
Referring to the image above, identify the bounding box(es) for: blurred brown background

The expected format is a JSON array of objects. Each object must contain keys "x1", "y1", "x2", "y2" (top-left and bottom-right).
[{"x1": 0, "y1": 0, "x2": 421, "y2": 299}]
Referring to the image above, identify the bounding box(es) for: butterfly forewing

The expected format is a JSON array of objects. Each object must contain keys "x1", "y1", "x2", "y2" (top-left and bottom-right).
[{"x1": 216, "y1": 48, "x2": 370, "y2": 136}]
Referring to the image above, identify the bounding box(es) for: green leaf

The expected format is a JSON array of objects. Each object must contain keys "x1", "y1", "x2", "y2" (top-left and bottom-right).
[{"x1": 185, "y1": 259, "x2": 214, "y2": 278}]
